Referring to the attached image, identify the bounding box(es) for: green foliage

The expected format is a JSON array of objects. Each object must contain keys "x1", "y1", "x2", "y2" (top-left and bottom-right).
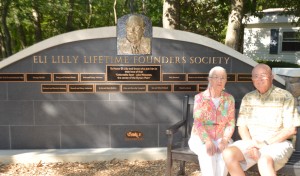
[
  {"x1": 1, "y1": 0, "x2": 300, "y2": 60},
  {"x1": 179, "y1": 0, "x2": 230, "y2": 42},
  {"x1": 256, "y1": 60, "x2": 300, "y2": 68}
]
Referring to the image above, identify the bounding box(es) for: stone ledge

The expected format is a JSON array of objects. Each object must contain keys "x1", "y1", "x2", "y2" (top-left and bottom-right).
[
  {"x1": 272, "y1": 68, "x2": 300, "y2": 77},
  {"x1": 0, "y1": 147, "x2": 167, "y2": 164}
]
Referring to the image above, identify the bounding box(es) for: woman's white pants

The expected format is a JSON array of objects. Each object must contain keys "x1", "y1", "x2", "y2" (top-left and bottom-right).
[{"x1": 188, "y1": 134, "x2": 228, "y2": 176}]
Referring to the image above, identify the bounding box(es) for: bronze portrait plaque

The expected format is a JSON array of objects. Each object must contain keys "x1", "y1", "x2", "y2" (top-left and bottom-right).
[
  {"x1": 69, "y1": 84, "x2": 94, "y2": 93},
  {"x1": 53, "y1": 73, "x2": 79, "y2": 82},
  {"x1": 95, "y1": 85, "x2": 120, "y2": 92},
  {"x1": 237, "y1": 73, "x2": 252, "y2": 82},
  {"x1": 0, "y1": 73, "x2": 24, "y2": 82},
  {"x1": 41, "y1": 84, "x2": 67, "y2": 93},
  {"x1": 148, "y1": 85, "x2": 172, "y2": 92},
  {"x1": 162, "y1": 73, "x2": 186, "y2": 82},
  {"x1": 27, "y1": 73, "x2": 52, "y2": 82},
  {"x1": 80, "y1": 73, "x2": 105, "y2": 82},
  {"x1": 187, "y1": 73, "x2": 209, "y2": 82},
  {"x1": 122, "y1": 85, "x2": 146, "y2": 92},
  {"x1": 107, "y1": 65, "x2": 160, "y2": 82},
  {"x1": 174, "y1": 85, "x2": 198, "y2": 92},
  {"x1": 117, "y1": 14, "x2": 152, "y2": 55}
]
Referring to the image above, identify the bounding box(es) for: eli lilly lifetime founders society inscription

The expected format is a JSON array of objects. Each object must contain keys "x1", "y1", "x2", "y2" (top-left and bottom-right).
[{"x1": 0, "y1": 54, "x2": 252, "y2": 93}]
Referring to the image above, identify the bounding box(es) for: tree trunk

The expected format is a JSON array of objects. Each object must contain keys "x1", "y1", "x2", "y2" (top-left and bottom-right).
[
  {"x1": 86, "y1": 0, "x2": 93, "y2": 28},
  {"x1": 1, "y1": 0, "x2": 12, "y2": 57},
  {"x1": 66, "y1": 0, "x2": 75, "y2": 32},
  {"x1": 163, "y1": 0, "x2": 180, "y2": 29},
  {"x1": 114, "y1": 0, "x2": 117, "y2": 25},
  {"x1": 31, "y1": 2, "x2": 43, "y2": 42},
  {"x1": 225, "y1": 0, "x2": 244, "y2": 51},
  {"x1": 14, "y1": 14, "x2": 27, "y2": 49}
]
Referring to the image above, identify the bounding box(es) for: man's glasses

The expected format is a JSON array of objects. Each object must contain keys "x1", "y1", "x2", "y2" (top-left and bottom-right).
[{"x1": 252, "y1": 74, "x2": 270, "y2": 80}]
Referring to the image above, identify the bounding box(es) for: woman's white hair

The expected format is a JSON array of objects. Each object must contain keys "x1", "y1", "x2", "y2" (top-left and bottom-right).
[{"x1": 208, "y1": 66, "x2": 227, "y2": 78}]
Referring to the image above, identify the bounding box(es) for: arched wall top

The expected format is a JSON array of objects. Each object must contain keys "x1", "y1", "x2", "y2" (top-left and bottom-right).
[{"x1": 0, "y1": 26, "x2": 284, "y2": 84}]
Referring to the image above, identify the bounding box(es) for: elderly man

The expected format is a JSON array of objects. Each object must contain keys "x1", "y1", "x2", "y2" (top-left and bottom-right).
[
  {"x1": 222, "y1": 64, "x2": 300, "y2": 176},
  {"x1": 118, "y1": 15, "x2": 151, "y2": 55}
]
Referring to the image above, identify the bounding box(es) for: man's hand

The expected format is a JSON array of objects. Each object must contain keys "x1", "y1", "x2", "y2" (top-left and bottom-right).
[{"x1": 245, "y1": 147, "x2": 261, "y2": 161}]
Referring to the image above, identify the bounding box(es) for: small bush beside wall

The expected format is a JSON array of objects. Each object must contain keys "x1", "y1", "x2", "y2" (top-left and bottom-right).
[{"x1": 256, "y1": 60, "x2": 300, "y2": 68}]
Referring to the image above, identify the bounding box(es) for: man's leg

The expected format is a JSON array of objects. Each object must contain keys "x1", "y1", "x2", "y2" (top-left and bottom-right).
[
  {"x1": 257, "y1": 155, "x2": 276, "y2": 176},
  {"x1": 222, "y1": 146, "x2": 246, "y2": 176}
]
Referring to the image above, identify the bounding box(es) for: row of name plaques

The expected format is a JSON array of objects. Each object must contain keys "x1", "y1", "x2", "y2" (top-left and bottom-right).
[
  {"x1": 0, "y1": 73, "x2": 253, "y2": 82},
  {"x1": 42, "y1": 84, "x2": 209, "y2": 93}
]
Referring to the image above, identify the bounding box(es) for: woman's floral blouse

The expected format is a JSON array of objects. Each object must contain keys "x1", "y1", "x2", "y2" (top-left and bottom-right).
[{"x1": 191, "y1": 90, "x2": 235, "y2": 143}]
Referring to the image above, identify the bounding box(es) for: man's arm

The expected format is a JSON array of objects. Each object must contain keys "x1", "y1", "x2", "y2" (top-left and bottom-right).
[{"x1": 265, "y1": 127, "x2": 297, "y2": 145}]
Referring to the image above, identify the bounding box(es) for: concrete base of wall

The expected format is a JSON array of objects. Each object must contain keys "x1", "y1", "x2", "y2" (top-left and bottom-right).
[{"x1": 0, "y1": 147, "x2": 167, "y2": 164}]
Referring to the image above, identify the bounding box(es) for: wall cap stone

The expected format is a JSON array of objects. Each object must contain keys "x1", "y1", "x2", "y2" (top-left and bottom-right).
[{"x1": 272, "y1": 68, "x2": 300, "y2": 77}]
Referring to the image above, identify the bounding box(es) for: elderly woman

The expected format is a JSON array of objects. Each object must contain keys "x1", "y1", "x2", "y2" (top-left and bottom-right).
[{"x1": 188, "y1": 66, "x2": 235, "y2": 176}]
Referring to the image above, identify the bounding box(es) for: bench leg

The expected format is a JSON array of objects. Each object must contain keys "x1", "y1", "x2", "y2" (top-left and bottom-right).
[
  {"x1": 166, "y1": 156, "x2": 172, "y2": 176},
  {"x1": 177, "y1": 161, "x2": 186, "y2": 175}
]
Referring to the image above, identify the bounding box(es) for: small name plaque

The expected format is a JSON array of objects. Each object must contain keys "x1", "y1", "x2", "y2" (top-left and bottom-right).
[
  {"x1": 69, "y1": 84, "x2": 94, "y2": 93},
  {"x1": 227, "y1": 73, "x2": 236, "y2": 82},
  {"x1": 162, "y1": 73, "x2": 186, "y2": 82},
  {"x1": 81, "y1": 73, "x2": 105, "y2": 82},
  {"x1": 237, "y1": 74, "x2": 252, "y2": 82},
  {"x1": 122, "y1": 85, "x2": 147, "y2": 92},
  {"x1": 27, "y1": 73, "x2": 52, "y2": 82},
  {"x1": 42, "y1": 84, "x2": 67, "y2": 93},
  {"x1": 107, "y1": 65, "x2": 161, "y2": 82},
  {"x1": 0, "y1": 73, "x2": 24, "y2": 82},
  {"x1": 95, "y1": 85, "x2": 120, "y2": 92},
  {"x1": 174, "y1": 85, "x2": 197, "y2": 92},
  {"x1": 54, "y1": 73, "x2": 79, "y2": 82},
  {"x1": 199, "y1": 84, "x2": 208, "y2": 92},
  {"x1": 187, "y1": 73, "x2": 208, "y2": 82},
  {"x1": 148, "y1": 85, "x2": 172, "y2": 92}
]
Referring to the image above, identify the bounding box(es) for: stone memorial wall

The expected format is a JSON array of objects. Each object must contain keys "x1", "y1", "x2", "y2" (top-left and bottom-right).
[{"x1": 0, "y1": 26, "x2": 286, "y2": 149}]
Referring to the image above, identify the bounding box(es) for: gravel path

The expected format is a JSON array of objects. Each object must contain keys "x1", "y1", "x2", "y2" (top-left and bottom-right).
[{"x1": 0, "y1": 159, "x2": 272, "y2": 176}]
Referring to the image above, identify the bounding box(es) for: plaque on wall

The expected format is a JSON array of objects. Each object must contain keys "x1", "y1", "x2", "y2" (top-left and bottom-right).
[
  {"x1": 237, "y1": 73, "x2": 252, "y2": 82},
  {"x1": 27, "y1": 73, "x2": 52, "y2": 82},
  {"x1": 198, "y1": 84, "x2": 208, "y2": 92},
  {"x1": 187, "y1": 73, "x2": 209, "y2": 82},
  {"x1": 0, "y1": 73, "x2": 25, "y2": 82},
  {"x1": 174, "y1": 85, "x2": 198, "y2": 92},
  {"x1": 42, "y1": 84, "x2": 67, "y2": 93},
  {"x1": 148, "y1": 84, "x2": 172, "y2": 92},
  {"x1": 122, "y1": 85, "x2": 147, "y2": 92},
  {"x1": 53, "y1": 73, "x2": 79, "y2": 82},
  {"x1": 227, "y1": 73, "x2": 236, "y2": 82},
  {"x1": 107, "y1": 65, "x2": 161, "y2": 82},
  {"x1": 69, "y1": 84, "x2": 94, "y2": 93},
  {"x1": 80, "y1": 73, "x2": 105, "y2": 82},
  {"x1": 162, "y1": 73, "x2": 186, "y2": 82},
  {"x1": 95, "y1": 85, "x2": 120, "y2": 92}
]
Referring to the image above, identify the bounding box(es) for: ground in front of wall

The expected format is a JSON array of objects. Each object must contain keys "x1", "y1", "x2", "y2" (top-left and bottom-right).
[{"x1": 0, "y1": 159, "x2": 288, "y2": 176}]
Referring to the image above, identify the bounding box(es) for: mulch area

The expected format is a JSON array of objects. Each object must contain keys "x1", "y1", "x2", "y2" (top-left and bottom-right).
[{"x1": 0, "y1": 159, "x2": 272, "y2": 176}]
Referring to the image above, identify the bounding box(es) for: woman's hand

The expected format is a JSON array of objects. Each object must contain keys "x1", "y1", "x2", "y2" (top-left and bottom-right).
[
  {"x1": 205, "y1": 140, "x2": 217, "y2": 156},
  {"x1": 217, "y1": 138, "x2": 228, "y2": 153}
]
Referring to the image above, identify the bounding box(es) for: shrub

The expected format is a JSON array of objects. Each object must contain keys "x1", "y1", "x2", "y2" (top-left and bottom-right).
[{"x1": 255, "y1": 60, "x2": 300, "y2": 68}]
